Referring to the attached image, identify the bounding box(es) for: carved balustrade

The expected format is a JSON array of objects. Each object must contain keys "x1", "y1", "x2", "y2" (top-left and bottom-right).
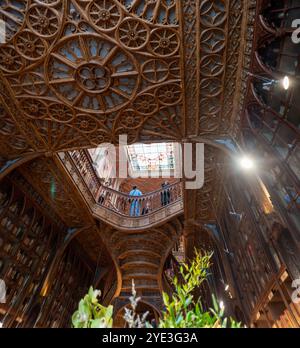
[
  {"x1": 69, "y1": 150, "x2": 100, "y2": 197},
  {"x1": 96, "y1": 181, "x2": 182, "y2": 217},
  {"x1": 59, "y1": 151, "x2": 184, "y2": 229}
]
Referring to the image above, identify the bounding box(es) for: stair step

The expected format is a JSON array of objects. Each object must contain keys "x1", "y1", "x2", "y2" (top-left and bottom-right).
[
  {"x1": 120, "y1": 261, "x2": 159, "y2": 270},
  {"x1": 118, "y1": 249, "x2": 161, "y2": 259},
  {"x1": 123, "y1": 273, "x2": 157, "y2": 280},
  {"x1": 121, "y1": 285, "x2": 159, "y2": 291}
]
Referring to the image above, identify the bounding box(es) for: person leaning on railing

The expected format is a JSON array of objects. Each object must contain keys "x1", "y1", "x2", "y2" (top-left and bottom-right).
[{"x1": 129, "y1": 186, "x2": 142, "y2": 217}]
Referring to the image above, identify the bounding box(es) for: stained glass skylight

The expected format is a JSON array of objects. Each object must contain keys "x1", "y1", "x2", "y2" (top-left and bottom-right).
[{"x1": 127, "y1": 143, "x2": 176, "y2": 173}]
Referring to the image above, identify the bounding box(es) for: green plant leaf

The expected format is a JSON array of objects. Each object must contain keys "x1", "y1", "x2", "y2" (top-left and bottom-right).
[
  {"x1": 162, "y1": 292, "x2": 169, "y2": 306},
  {"x1": 72, "y1": 250, "x2": 241, "y2": 329},
  {"x1": 90, "y1": 318, "x2": 105, "y2": 328}
]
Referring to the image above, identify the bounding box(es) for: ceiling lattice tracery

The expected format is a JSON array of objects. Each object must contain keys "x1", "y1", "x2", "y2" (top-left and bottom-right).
[
  {"x1": 0, "y1": 0, "x2": 256, "y2": 230},
  {"x1": 0, "y1": 0, "x2": 184, "y2": 155},
  {"x1": 0, "y1": 104, "x2": 33, "y2": 158},
  {"x1": 0, "y1": 0, "x2": 255, "y2": 159}
]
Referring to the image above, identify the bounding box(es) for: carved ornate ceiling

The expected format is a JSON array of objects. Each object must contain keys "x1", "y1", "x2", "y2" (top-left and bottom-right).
[
  {"x1": 0, "y1": 0, "x2": 254, "y2": 159},
  {"x1": 0, "y1": 0, "x2": 257, "y2": 250},
  {"x1": 181, "y1": 0, "x2": 253, "y2": 137},
  {"x1": 0, "y1": 0, "x2": 184, "y2": 157}
]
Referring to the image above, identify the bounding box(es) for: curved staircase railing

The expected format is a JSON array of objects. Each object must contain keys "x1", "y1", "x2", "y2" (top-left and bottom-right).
[
  {"x1": 68, "y1": 150, "x2": 100, "y2": 196},
  {"x1": 96, "y1": 181, "x2": 182, "y2": 217},
  {"x1": 93, "y1": 182, "x2": 183, "y2": 230},
  {"x1": 58, "y1": 151, "x2": 184, "y2": 230}
]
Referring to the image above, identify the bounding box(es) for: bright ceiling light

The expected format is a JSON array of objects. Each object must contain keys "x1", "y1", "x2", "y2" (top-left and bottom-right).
[
  {"x1": 239, "y1": 156, "x2": 255, "y2": 170},
  {"x1": 282, "y1": 76, "x2": 290, "y2": 90},
  {"x1": 225, "y1": 284, "x2": 229, "y2": 291},
  {"x1": 0, "y1": 321, "x2": 3, "y2": 328}
]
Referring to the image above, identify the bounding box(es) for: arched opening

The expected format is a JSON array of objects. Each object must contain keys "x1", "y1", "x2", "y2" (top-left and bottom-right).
[{"x1": 114, "y1": 301, "x2": 160, "y2": 328}]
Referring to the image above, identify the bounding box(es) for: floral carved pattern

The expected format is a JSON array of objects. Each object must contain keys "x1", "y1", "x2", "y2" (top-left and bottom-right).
[
  {"x1": 46, "y1": 33, "x2": 140, "y2": 114},
  {"x1": 180, "y1": 0, "x2": 248, "y2": 138},
  {"x1": 0, "y1": 0, "x2": 253, "y2": 156},
  {"x1": 180, "y1": 0, "x2": 252, "y2": 223},
  {"x1": 0, "y1": 0, "x2": 183, "y2": 153},
  {"x1": 0, "y1": 105, "x2": 32, "y2": 158},
  {"x1": 88, "y1": 0, "x2": 122, "y2": 31},
  {"x1": 0, "y1": 0, "x2": 28, "y2": 42},
  {"x1": 27, "y1": 4, "x2": 60, "y2": 38}
]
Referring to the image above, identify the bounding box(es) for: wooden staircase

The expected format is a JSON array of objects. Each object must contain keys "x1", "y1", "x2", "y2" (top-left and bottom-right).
[
  {"x1": 102, "y1": 218, "x2": 184, "y2": 316},
  {"x1": 58, "y1": 151, "x2": 185, "y2": 314},
  {"x1": 59, "y1": 151, "x2": 184, "y2": 230}
]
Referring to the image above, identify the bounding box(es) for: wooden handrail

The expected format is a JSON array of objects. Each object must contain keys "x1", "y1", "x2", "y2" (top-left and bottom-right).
[
  {"x1": 68, "y1": 150, "x2": 182, "y2": 217},
  {"x1": 61, "y1": 151, "x2": 184, "y2": 224},
  {"x1": 98, "y1": 180, "x2": 181, "y2": 199},
  {"x1": 96, "y1": 181, "x2": 182, "y2": 217},
  {"x1": 69, "y1": 150, "x2": 100, "y2": 197}
]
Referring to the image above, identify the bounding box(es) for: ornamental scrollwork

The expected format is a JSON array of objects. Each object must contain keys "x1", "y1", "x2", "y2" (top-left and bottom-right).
[
  {"x1": 0, "y1": 0, "x2": 183, "y2": 152},
  {"x1": 0, "y1": 0, "x2": 28, "y2": 43},
  {"x1": 0, "y1": 0, "x2": 254, "y2": 155},
  {"x1": 88, "y1": 0, "x2": 122, "y2": 32},
  {"x1": 45, "y1": 33, "x2": 140, "y2": 114},
  {"x1": 26, "y1": 4, "x2": 61, "y2": 38}
]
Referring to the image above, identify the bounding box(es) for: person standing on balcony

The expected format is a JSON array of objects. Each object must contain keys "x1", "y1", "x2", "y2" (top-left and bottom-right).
[
  {"x1": 164, "y1": 181, "x2": 171, "y2": 205},
  {"x1": 98, "y1": 192, "x2": 105, "y2": 205},
  {"x1": 142, "y1": 201, "x2": 151, "y2": 215},
  {"x1": 161, "y1": 181, "x2": 171, "y2": 206},
  {"x1": 129, "y1": 186, "x2": 142, "y2": 217},
  {"x1": 161, "y1": 183, "x2": 166, "y2": 206}
]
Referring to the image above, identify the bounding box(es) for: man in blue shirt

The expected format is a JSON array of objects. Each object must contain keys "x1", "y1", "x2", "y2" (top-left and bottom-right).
[{"x1": 129, "y1": 186, "x2": 142, "y2": 217}]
